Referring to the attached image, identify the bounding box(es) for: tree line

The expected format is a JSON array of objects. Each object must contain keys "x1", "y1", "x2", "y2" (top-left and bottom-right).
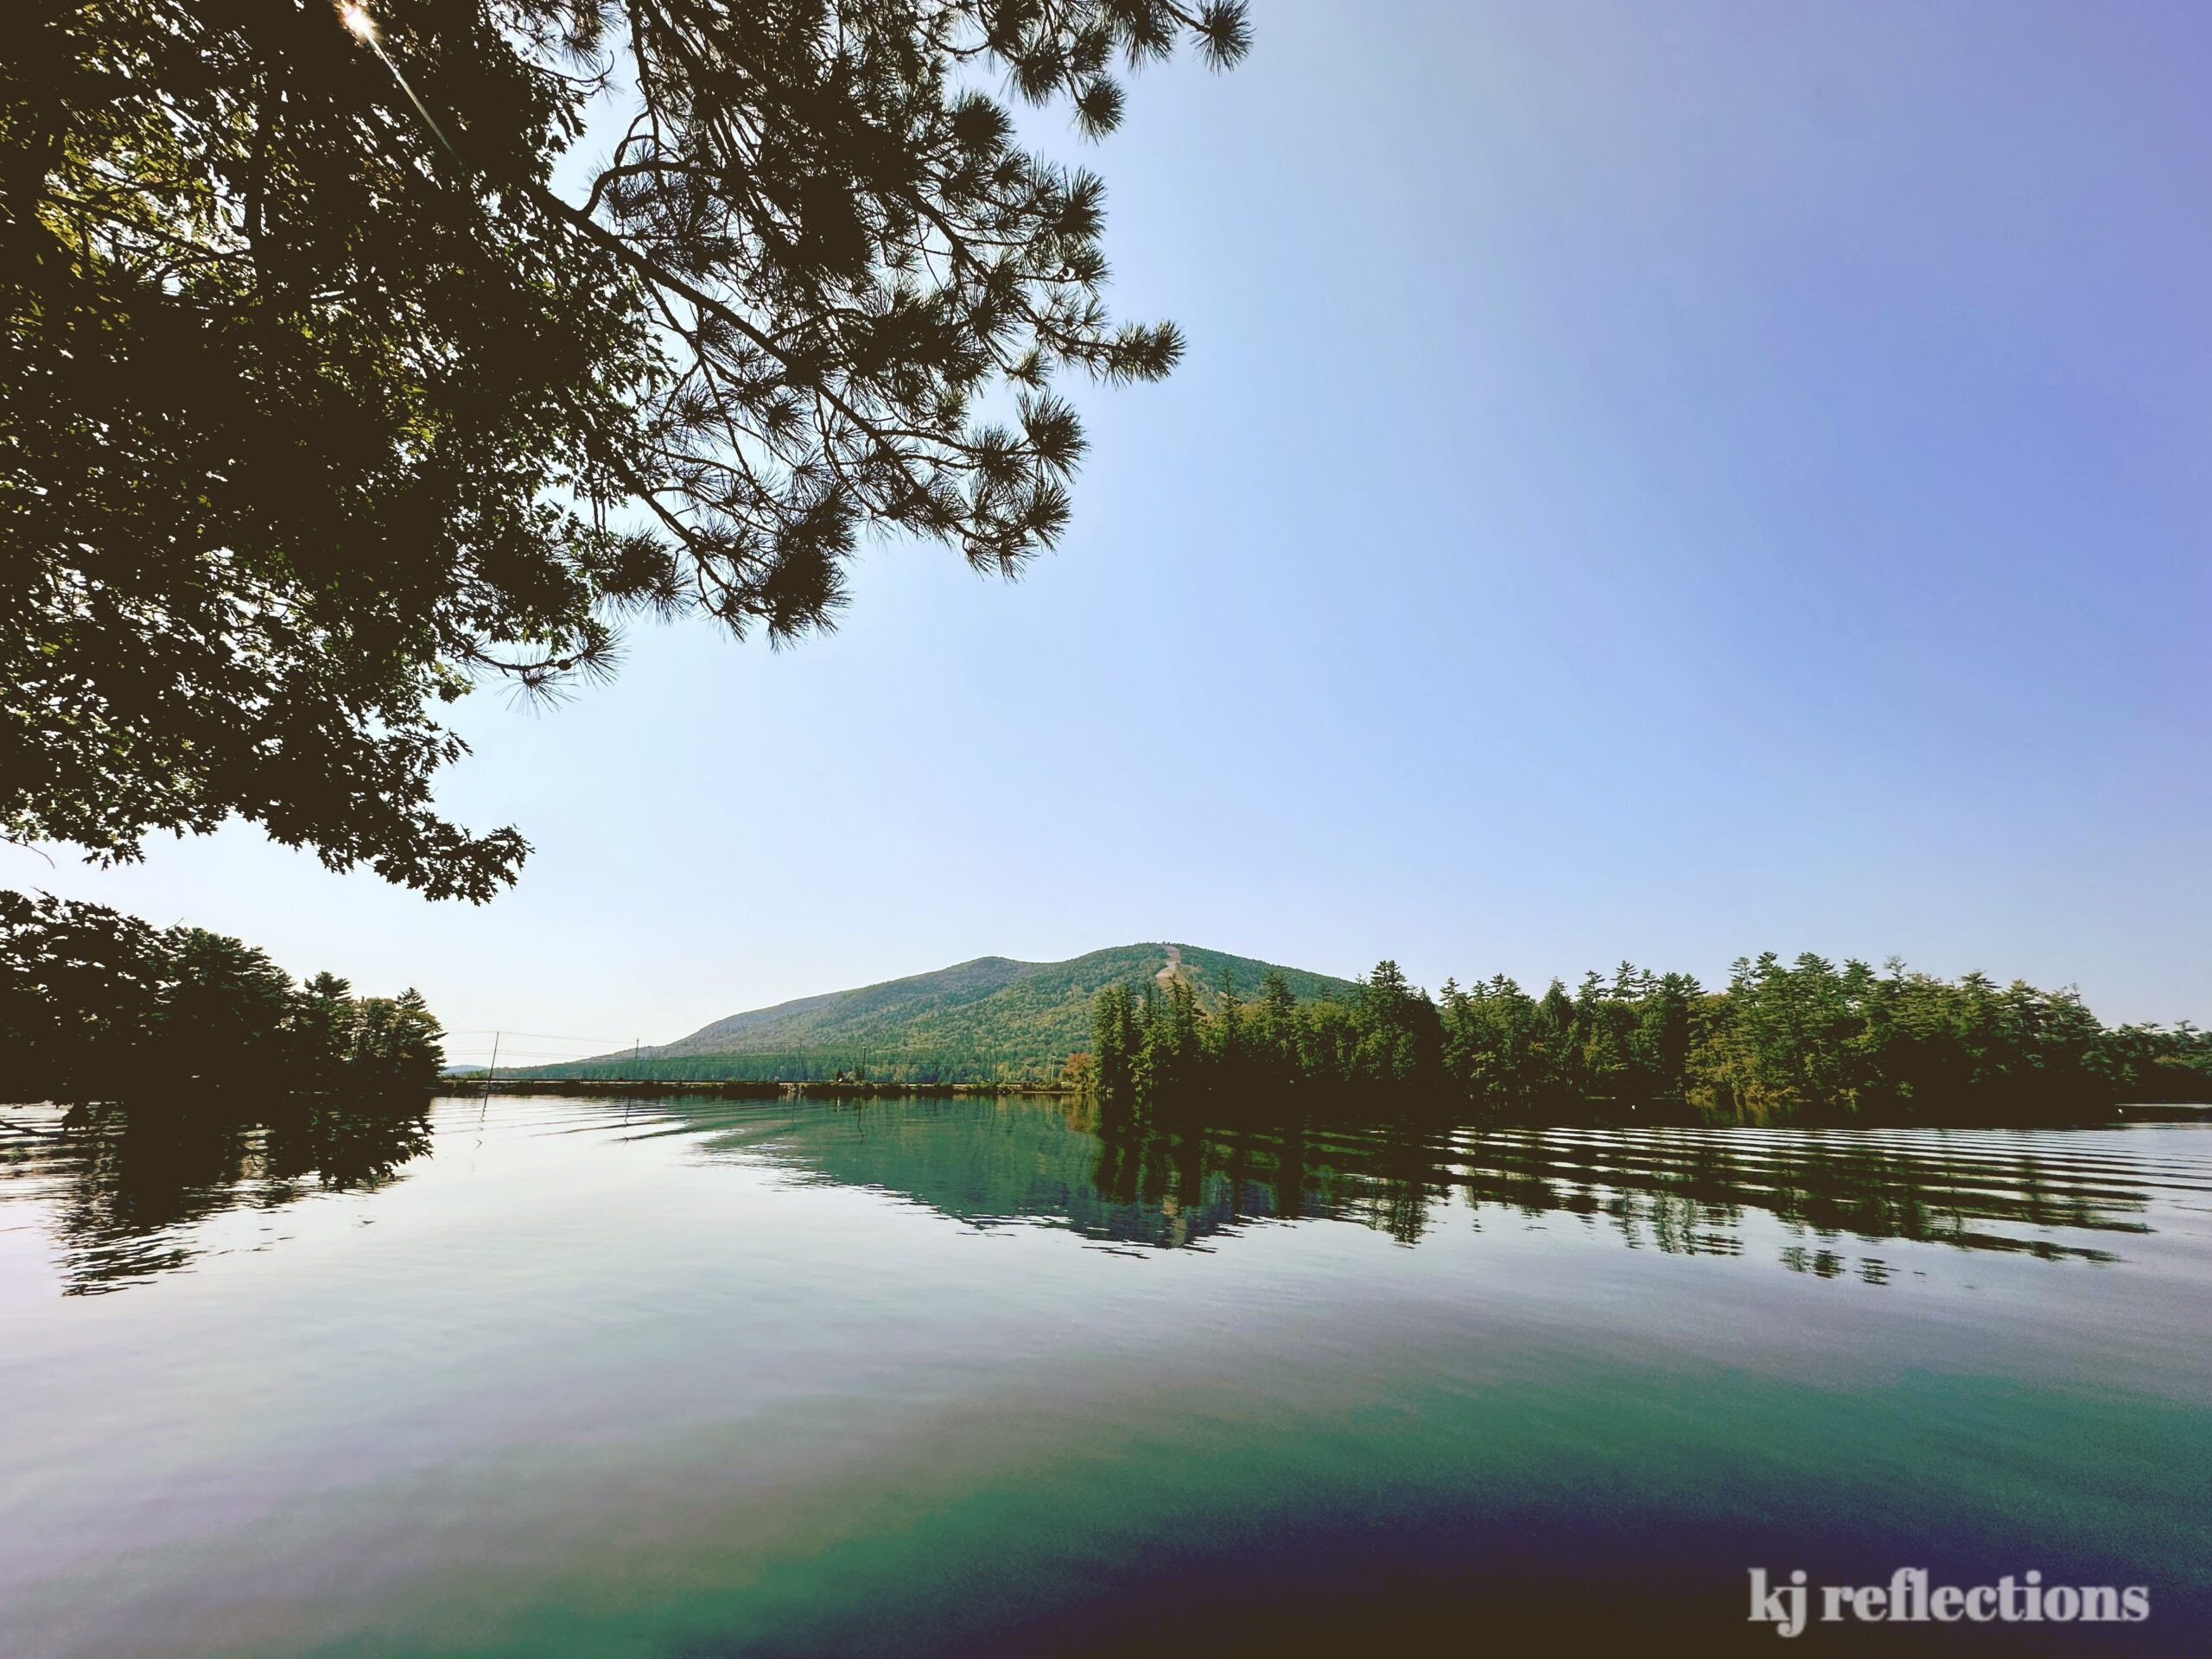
[
  {"x1": 1090, "y1": 955, "x2": 2211, "y2": 1125},
  {"x1": 1, "y1": 892, "x2": 445, "y2": 1107}
]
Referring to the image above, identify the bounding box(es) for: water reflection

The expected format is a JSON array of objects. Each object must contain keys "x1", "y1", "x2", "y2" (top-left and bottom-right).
[
  {"x1": 0, "y1": 1103, "x2": 431, "y2": 1294},
  {"x1": 677, "y1": 1093, "x2": 2199, "y2": 1269},
  {"x1": 3, "y1": 1092, "x2": 2201, "y2": 1294}
]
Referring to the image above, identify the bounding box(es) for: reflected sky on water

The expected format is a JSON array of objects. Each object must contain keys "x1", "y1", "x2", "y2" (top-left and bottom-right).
[{"x1": 2, "y1": 1094, "x2": 2208, "y2": 1655}]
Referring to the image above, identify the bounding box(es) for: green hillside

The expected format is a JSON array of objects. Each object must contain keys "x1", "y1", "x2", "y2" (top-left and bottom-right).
[{"x1": 512, "y1": 943, "x2": 1357, "y2": 1085}]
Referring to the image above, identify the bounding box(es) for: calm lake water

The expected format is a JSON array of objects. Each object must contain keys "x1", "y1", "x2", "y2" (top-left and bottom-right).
[{"x1": 2, "y1": 1094, "x2": 2208, "y2": 1656}]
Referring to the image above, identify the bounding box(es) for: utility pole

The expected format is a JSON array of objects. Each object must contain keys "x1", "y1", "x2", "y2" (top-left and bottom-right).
[{"x1": 487, "y1": 1031, "x2": 501, "y2": 1084}]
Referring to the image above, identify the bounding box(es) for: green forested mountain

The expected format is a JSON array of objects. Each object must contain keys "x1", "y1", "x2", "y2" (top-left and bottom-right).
[{"x1": 512, "y1": 944, "x2": 1355, "y2": 1085}]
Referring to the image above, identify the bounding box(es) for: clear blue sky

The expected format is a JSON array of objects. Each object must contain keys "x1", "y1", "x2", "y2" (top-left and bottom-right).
[{"x1": 13, "y1": 0, "x2": 2209, "y2": 1067}]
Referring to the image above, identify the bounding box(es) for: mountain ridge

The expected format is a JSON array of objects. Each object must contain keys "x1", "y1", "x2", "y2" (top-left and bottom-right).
[{"x1": 512, "y1": 943, "x2": 1358, "y2": 1084}]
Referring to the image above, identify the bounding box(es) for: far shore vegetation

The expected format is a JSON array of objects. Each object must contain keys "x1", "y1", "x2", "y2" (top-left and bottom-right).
[
  {"x1": 10, "y1": 893, "x2": 2204, "y2": 1129},
  {"x1": 1090, "y1": 957, "x2": 2212, "y2": 1127},
  {"x1": 453, "y1": 948, "x2": 2206, "y2": 1129}
]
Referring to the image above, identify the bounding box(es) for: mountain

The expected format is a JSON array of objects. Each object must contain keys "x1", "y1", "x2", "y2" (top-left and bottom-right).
[{"x1": 512, "y1": 943, "x2": 1359, "y2": 1085}]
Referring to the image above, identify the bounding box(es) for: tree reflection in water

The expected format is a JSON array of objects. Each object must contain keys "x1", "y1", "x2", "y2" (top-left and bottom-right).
[
  {"x1": 3, "y1": 1092, "x2": 2187, "y2": 1294},
  {"x1": 0, "y1": 1102, "x2": 431, "y2": 1294},
  {"x1": 690, "y1": 1093, "x2": 2179, "y2": 1268}
]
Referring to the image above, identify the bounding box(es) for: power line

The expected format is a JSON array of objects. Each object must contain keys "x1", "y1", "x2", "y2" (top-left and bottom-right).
[{"x1": 442, "y1": 1029, "x2": 635, "y2": 1044}]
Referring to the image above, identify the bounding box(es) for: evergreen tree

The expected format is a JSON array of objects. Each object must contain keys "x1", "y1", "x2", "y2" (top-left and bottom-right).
[
  {"x1": 1007, "y1": 948, "x2": 2201, "y2": 1124},
  {"x1": 1251, "y1": 969, "x2": 1300, "y2": 1087},
  {"x1": 1090, "y1": 982, "x2": 1139, "y2": 1102},
  {"x1": 349, "y1": 988, "x2": 446, "y2": 1096},
  {"x1": 3, "y1": 0, "x2": 1249, "y2": 898},
  {"x1": 1209, "y1": 969, "x2": 1245, "y2": 1078}
]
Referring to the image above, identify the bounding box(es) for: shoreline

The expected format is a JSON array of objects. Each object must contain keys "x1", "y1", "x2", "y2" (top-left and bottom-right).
[
  {"x1": 441, "y1": 1077, "x2": 1081, "y2": 1101},
  {"x1": 433, "y1": 1079, "x2": 2212, "y2": 1124}
]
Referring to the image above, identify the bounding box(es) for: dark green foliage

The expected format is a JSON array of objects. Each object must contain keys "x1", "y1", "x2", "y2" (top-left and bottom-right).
[
  {"x1": 156, "y1": 928, "x2": 300, "y2": 1093},
  {"x1": 1091, "y1": 981, "x2": 1140, "y2": 1103},
  {"x1": 0, "y1": 890, "x2": 444, "y2": 1105},
  {"x1": 1096, "y1": 957, "x2": 1449, "y2": 1106},
  {"x1": 1093, "y1": 951, "x2": 2212, "y2": 1127},
  {"x1": 348, "y1": 989, "x2": 447, "y2": 1096},
  {"x1": 2, "y1": 0, "x2": 1244, "y2": 899}
]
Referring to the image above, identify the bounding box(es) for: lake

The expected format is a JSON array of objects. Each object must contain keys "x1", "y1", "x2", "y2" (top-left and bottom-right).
[{"x1": 2, "y1": 1094, "x2": 2208, "y2": 1655}]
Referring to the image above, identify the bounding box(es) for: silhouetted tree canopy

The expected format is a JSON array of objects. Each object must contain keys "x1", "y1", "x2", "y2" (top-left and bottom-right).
[
  {"x1": 0, "y1": 890, "x2": 446, "y2": 1104},
  {"x1": 1, "y1": 0, "x2": 1248, "y2": 897}
]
